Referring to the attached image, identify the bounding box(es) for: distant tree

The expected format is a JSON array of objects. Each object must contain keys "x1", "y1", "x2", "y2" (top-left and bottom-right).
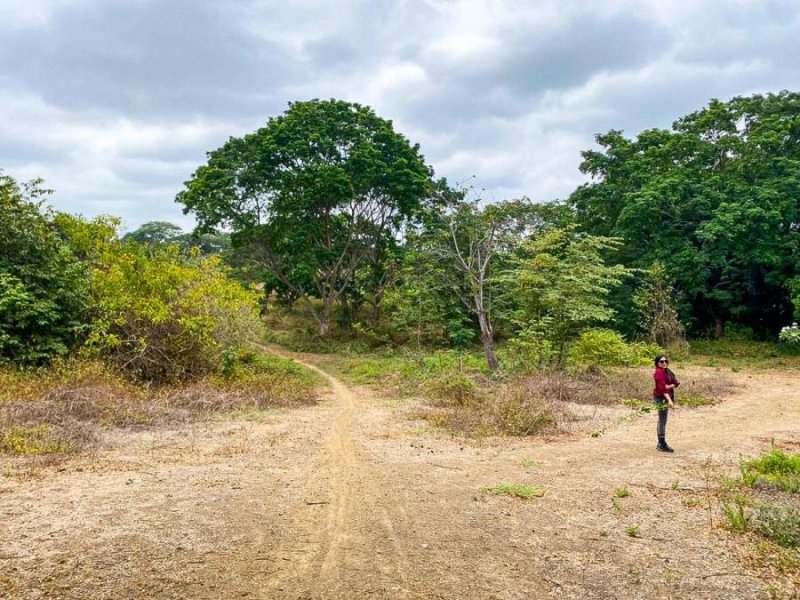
[
  {"x1": 123, "y1": 221, "x2": 231, "y2": 256},
  {"x1": 571, "y1": 91, "x2": 800, "y2": 337},
  {"x1": 122, "y1": 221, "x2": 184, "y2": 245},
  {"x1": 177, "y1": 99, "x2": 435, "y2": 336}
]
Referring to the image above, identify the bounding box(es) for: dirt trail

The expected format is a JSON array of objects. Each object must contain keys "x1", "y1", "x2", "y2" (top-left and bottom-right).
[{"x1": 1, "y1": 360, "x2": 798, "y2": 599}]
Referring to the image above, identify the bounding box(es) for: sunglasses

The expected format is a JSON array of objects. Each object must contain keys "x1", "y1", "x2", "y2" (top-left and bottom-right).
[{"x1": 658, "y1": 359, "x2": 669, "y2": 364}]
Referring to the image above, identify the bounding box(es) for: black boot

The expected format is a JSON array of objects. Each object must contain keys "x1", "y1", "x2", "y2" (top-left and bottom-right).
[{"x1": 657, "y1": 438, "x2": 674, "y2": 453}]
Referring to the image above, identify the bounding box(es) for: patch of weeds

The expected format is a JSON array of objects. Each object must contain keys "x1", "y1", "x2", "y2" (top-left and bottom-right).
[
  {"x1": 614, "y1": 487, "x2": 630, "y2": 498},
  {"x1": 753, "y1": 505, "x2": 800, "y2": 549},
  {"x1": 483, "y1": 483, "x2": 545, "y2": 500},
  {"x1": 689, "y1": 338, "x2": 800, "y2": 369},
  {"x1": 611, "y1": 498, "x2": 623, "y2": 513},
  {"x1": 625, "y1": 525, "x2": 641, "y2": 538},
  {"x1": 679, "y1": 393, "x2": 714, "y2": 408},
  {"x1": 521, "y1": 459, "x2": 540, "y2": 468},
  {"x1": 0, "y1": 425, "x2": 66, "y2": 455},
  {"x1": 599, "y1": 530, "x2": 609, "y2": 538},
  {"x1": 721, "y1": 494, "x2": 751, "y2": 532},
  {"x1": 677, "y1": 393, "x2": 714, "y2": 408},
  {"x1": 682, "y1": 496, "x2": 703, "y2": 509},
  {"x1": 741, "y1": 449, "x2": 800, "y2": 493}
]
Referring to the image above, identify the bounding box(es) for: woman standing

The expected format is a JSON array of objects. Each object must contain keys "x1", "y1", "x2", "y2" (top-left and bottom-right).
[{"x1": 653, "y1": 355, "x2": 679, "y2": 452}]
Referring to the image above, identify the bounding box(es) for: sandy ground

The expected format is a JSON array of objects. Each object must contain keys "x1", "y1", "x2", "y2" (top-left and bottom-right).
[{"x1": 1, "y1": 356, "x2": 798, "y2": 599}]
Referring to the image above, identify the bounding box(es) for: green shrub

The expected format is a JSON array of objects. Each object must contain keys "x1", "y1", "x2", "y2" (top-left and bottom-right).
[
  {"x1": 741, "y1": 450, "x2": 800, "y2": 493},
  {"x1": 0, "y1": 173, "x2": 90, "y2": 364},
  {"x1": 423, "y1": 371, "x2": 478, "y2": 406},
  {"x1": 568, "y1": 329, "x2": 660, "y2": 368},
  {"x1": 779, "y1": 323, "x2": 800, "y2": 347},
  {"x1": 86, "y1": 243, "x2": 262, "y2": 383}
]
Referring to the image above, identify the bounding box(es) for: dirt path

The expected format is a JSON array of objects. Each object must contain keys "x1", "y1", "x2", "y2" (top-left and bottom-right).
[{"x1": 1, "y1": 360, "x2": 798, "y2": 599}]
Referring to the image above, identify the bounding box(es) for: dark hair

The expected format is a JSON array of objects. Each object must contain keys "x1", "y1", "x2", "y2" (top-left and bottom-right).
[{"x1": 654, "y1": 354, "x2": 667, "y2": 367}]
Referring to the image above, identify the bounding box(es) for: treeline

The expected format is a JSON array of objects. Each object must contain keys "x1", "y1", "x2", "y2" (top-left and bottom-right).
[{"x1": 3, "y1": 92, "x2": 799, "y2": 374}]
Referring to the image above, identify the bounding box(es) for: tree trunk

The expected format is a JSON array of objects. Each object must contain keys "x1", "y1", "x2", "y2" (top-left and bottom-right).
[
  {"x1": 477, "y1": 310, "x2": 499, "y2": 371},
  {"x1": 319, "y1": 318, "x2": 330, "y2": 337},
  {"x1": 708, "y1": 304, "x2": 725, "y2": 339}
]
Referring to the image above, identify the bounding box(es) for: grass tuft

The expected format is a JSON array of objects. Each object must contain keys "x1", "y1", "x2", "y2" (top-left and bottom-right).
[{"x1": 483, "y1": 483, "x2": 545, "y2": 500}]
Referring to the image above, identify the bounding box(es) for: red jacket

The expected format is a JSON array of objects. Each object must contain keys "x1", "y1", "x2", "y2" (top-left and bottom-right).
[{"x1": 653, "y1": 367, "x2": 677, "y2": 399}]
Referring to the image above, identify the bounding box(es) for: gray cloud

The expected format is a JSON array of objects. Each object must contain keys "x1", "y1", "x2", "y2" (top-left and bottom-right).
[{"x1": 0, "y1": 0, "x2": 798, "y2": 229}]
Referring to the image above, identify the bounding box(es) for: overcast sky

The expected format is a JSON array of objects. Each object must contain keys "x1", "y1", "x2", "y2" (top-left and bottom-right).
[{"x1": 1, "y1": 0, "x2": 799, "y2": 232}]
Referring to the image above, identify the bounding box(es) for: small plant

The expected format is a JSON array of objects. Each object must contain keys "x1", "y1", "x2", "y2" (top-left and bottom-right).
[
  {"x1": 721, "y1": 494, "x2": 750, "y2": 531},
  {"x1": 483, "y1": 483, "x2": 545, "y2": 500},
  {"x1": 628, "y1": 565, "x2": 642, "y2": 584},
  {"x1": 625, "y1": 525, "x2": 641, "y2": 538},
  {"x1": 614, "y1": 487, "x2": 630, "y2": 498},
  {"x1": 599, "y1": 530, "x2": 609, "y2": 538},
  {"x1": 611, "y1": 498, "x2": 623, "y2": 513},
  {"x1": 778, "y1": 322, "x2": 800, "y2": 346},
  {"x1": 521, "y1": 459, "x2": 540, "y2": 468}
]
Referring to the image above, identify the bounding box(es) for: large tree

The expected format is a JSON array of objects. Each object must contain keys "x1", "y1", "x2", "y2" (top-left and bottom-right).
[
  {"x1": 571, "y1": 91, "x2": 800, "y2": 336},
  {"x1": 177, "y1": 99, "x2": 435, "y2": 335}
]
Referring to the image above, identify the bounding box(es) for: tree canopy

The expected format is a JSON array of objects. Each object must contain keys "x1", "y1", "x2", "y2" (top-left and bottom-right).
[
  {"x1": 177, "y1": 99, "x2": 436, "y2": 335},
  {"x1": 570, "y1": 91, "x2": 800, "y2": 337}
]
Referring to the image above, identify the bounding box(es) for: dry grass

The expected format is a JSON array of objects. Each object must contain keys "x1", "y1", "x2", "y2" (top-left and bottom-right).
[
  {"x1": 410, "y1": 366, "x2": 735, "y2": 438},
  {"x1": 0, "y1": 358, "x2": 319, "y2": 466}
]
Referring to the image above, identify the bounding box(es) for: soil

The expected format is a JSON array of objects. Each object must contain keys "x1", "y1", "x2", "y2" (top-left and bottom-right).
[{"x1": 1, "y1": 355, "x2": 798, "y2": 599}]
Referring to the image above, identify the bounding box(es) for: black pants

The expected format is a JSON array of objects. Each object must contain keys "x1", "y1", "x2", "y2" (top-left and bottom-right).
[{"x1": 654, "y1": 397, "x2": 668, "y2": 439}]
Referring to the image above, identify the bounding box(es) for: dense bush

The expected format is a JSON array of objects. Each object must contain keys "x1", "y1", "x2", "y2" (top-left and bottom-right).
[
  {"x1": 86, "y1": 243, "x2": 262, "y2": 383},
  {"x1": 0, "y1": 173, "x2": 89, "y2": 364},
  {"x1": 568, "y1": 329, "x2": 660, "y2": 368}
]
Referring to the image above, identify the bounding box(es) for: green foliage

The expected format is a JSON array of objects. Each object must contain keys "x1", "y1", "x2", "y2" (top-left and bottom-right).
[
  {"x1": 568, "y1": 329, "x2": 659, "y2": 368},
  {"x1": 572, "y1": 91, "x2": 800, "y2": 337},
  {"x1": 510, "y1": 228, "x2": 632, "y2": 368},
  {"x1": 407, "y1": 197, "x2": 537, "y2": 370},
  {"x1": 122, "y1": 221, "x2": 232, "y2": 256},
  {"x1": 177, "y1": 99, "x2": 435, "y2": 336},
  {"x1": 86, "y1": 242, "x2": 262, "y2": 383},
  {"x1": 122, "y1": 221, "x2": 184, "y2": 245},
  {"x1": 0, "y1": 172, "x2": 90, "y2": 364},
  {"x1": 482, "y1": 483, "x2": 545, "y2": 500},
  {"x1": 741, "y1": 450, "x2": 800, "y2": 493},
  {"x1": 383, "y1": 238, "x2": 475, "y2": 349},
  {"x1": 721, "y1": 494, "x2": 751, "y2": 532},
  {"x1": 614, "y1": 487, "x2": 630, "y2": 498},
  {"x1": 632, "y1": 262, "x2": 689, "y2": 351}
]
